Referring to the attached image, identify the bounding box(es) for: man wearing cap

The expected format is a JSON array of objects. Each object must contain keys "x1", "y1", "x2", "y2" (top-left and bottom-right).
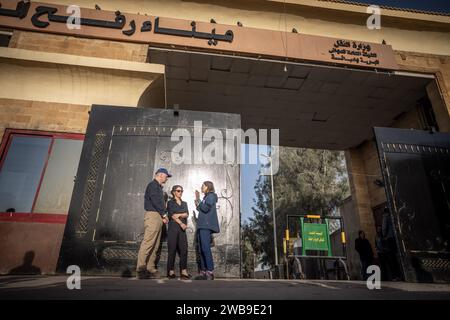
[{"x1": 136, "y1": 168, "x2": 171, "y2": 279}]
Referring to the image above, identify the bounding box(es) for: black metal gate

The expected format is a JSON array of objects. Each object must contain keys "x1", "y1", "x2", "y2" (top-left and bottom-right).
[
  {"x1": 374, "y1": 127, "x2": 450, "y2": 282},
  {"x1": 57, "y1": 106, "x2": 241, "y2": 277}
]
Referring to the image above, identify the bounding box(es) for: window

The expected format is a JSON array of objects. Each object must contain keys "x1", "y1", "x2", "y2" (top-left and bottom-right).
[
  {"x1": 0, "y1": 30, "x2": 12, "y2": 47},
  {"x1": 0, "y1": 135, "x2": 51, "y2": 212},
  {"x1": 0, "y1": 130, "x2": 84, "y2": 217}
]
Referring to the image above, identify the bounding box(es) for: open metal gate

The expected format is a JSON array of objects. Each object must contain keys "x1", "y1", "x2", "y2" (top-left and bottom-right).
[
  {"x1": 374, "y1": 127, "x2": 450, "y2": 282},
  {"x1": 57, "y1": 106, "x2": 241, "y2": 277}
]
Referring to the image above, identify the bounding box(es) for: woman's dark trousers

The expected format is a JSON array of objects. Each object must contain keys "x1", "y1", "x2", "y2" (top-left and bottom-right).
[
  {"x1": 198, "y1": 229, "x2": 214, "y2": 271},
  {"x1": 167, "y1": 224, "x2": 188, "y2": 273}
]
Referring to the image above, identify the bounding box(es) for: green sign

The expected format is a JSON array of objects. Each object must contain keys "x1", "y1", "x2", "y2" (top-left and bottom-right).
[{"x1": 301, "y1": 220, "x2": 331, "y2": 255}]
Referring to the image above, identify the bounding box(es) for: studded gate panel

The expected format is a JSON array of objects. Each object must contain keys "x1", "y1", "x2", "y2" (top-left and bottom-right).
[
  {"x1": 57, "y1": 106, "x2": 241, "y2": 277},
  {"x1": 374, "y1": 127, "x2": 450, "y2": 283}
]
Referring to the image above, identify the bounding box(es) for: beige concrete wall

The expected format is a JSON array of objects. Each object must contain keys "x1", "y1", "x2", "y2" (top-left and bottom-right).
[
  {"x1": 9, "y1": 31, "x2": 148, "y2": 62},
  {"x1": 1, "y1": 37, "x2": 164, "y2": 107},
  {"x1": 0, "y1": 98, "x2": 89, "y2": 139},
  {"x1": 344, "y1": 147, "x2": 376, "y2": 253},
  {"x1": 0, "y1": 30, "x2": 165, "y2": 139}
]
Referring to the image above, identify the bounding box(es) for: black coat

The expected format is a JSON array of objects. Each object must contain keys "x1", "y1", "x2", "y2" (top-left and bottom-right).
[{"x1": 355, "y1": 238, "x2": 374, "y2": 262}]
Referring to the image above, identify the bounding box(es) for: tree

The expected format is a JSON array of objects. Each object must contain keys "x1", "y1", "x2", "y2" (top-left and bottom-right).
[
  {"x1": 241, "y1": 223, "x2": 257, "y2": 278},
  {"x1": 246, "y1": 147, "x2": 350, "y2": 268}
]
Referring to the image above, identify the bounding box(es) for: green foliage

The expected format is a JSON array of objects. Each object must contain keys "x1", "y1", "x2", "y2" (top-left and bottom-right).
[
  {"x1": 245, "y1": 147, "x2": 350, "y2": 268},
  {"x1": 241, "y1": 223, "x2": 257, "y2": 278}
]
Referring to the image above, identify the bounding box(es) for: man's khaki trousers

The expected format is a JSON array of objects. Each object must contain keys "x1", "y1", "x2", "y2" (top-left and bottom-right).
[{"x1": 136, "y1": 211, "x2": 163, "y2": 273}]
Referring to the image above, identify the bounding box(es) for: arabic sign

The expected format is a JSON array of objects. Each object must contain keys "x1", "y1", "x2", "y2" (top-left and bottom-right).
[
  {"x1": 0, "y1": 1, "x2": 233, "y2": 45},
  {"x1": 330, "y1": 39, "x2": 380, "y2": 66},
  {"x1": 301, "y1": 222, "x2": 331, "y2": 253},
  {"x1": 0, "y1": 0, "x2": 399, "y2": 70}
]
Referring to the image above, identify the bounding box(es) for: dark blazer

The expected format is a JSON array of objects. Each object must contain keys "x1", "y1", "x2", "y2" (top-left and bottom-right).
[
  {"x1": 196, "y1": 192, "x2": 220, "y2": 233},
  {"x1": 355, "y1": 238, "x2": 374, "y2": 262},
  {"x1": 144, "y1": 179, "x2": 166, "y2": 216}
]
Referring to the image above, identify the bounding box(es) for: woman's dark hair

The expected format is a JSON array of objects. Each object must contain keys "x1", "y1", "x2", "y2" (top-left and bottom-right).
[
  {"x1": 171, "y1": 185, "x2": 183, "y2": 198},
  {"x1": 203, "y1": 181, "x2": 215, "y2": 193},
  {"x1": 358, "y1": 230, "x2": 365, "y2": 237}
]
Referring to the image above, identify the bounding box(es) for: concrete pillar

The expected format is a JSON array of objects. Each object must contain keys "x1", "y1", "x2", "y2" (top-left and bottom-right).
[
  {"x1": 426, "y1": 81, "x2": 450, "y2": 132},
  {"x1": 344, "y1": 147, "x2": 377, "y2": 252}
]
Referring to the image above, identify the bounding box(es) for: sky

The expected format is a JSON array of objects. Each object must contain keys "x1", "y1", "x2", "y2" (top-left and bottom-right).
[
  {"x1": 339, "y1": 0, "x2": 450, "y2": 13},
  {"x1": 240, "y1": 144, "x2": 270, "y2": 223}
]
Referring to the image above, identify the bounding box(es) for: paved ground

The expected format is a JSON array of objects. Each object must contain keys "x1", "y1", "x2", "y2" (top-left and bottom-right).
[{"x1": 1, "y1": 276, "x2": 450, "y2": 300}]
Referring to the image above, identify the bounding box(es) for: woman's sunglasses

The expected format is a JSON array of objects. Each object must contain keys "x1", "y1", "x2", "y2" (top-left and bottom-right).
[{"x1": 175, "y1": 189, "x2": 183, "y2": 193}]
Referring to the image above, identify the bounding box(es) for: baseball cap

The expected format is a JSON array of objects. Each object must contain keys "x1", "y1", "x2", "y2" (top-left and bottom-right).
[{"x1": 155, "y1": 167, "x2": 172, "y2": 177}]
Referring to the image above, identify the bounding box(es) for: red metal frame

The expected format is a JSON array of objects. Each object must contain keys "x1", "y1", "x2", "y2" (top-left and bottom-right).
[
  {"x1": 30, "y1": 137, "x2": 54, "y2": 213},
  {"x1": 0, "y1": 128, "x2": 84, "y2": 224},
  {"x1": 0, "y1": 212, "x2": 67, "y2": 224}
]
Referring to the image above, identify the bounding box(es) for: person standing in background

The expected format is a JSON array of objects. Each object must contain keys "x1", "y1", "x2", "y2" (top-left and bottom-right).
[{"x1": 355, "y1": 230, "x2": 374, "y2": 281}]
